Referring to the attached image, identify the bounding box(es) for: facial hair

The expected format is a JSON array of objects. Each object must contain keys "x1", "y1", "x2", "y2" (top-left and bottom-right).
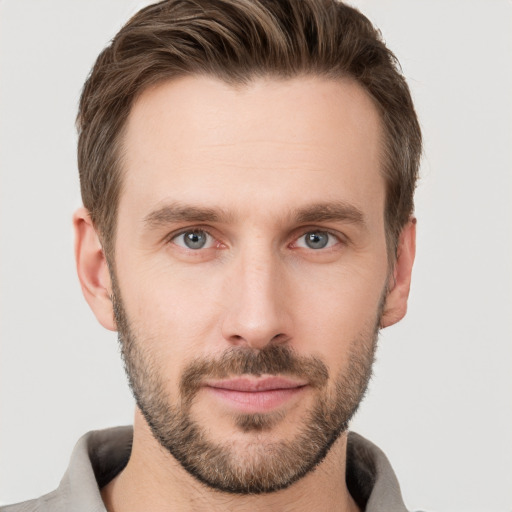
[{"x1": 111, "y1": 276, "x2": 381, "y2": 495}]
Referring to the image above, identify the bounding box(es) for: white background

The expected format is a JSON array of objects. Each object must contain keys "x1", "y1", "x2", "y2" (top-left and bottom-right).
[{"x1": 1, "y1": 1, "x2": 511, "y2": 510}]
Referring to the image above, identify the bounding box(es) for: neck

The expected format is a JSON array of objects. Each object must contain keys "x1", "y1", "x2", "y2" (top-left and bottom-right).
[{"x1": 101, "y1": 410, "x2": 360, "y2": 512}]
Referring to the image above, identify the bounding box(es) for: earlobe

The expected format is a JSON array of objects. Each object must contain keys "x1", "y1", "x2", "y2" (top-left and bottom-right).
[
  {"x1": 380, "y1": 218, "x2": 417, "y2": 328},
  {"x1": 73, "y1": 208, "x2": 117, "y2": 331}
]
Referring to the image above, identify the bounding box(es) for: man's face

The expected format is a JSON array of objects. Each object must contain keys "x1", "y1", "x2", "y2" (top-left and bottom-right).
[{"x1": 112, "y1": 76, "x2": 390, "y2": 493}]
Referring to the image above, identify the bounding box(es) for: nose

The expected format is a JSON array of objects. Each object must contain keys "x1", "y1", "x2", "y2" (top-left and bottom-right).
[{"x1": 221, "y1": 248, "x2": 292, "y2": 350}]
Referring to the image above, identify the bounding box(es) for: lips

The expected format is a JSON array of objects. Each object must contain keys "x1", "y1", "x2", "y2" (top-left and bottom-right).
[
  {"x1": 203, "y1": 376, "x2": 308, "y2": 413},
  {"x1": 206, "y1": 376, "x2": 308, "y2": 392}
]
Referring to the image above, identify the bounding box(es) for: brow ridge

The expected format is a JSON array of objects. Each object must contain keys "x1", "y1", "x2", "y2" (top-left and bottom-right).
[{"x1": 143, "y1": 200, "x2": 366, "y2": 229}]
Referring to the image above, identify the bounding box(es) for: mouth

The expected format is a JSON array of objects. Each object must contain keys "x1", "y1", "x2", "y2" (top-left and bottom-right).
[{"x1": 203, "y1": 376, "x2": 309, "y2": 413}]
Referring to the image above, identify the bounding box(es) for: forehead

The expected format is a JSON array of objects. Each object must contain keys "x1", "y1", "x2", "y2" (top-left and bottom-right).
[{"x1": 119, "y1": 75, "x2": 384, "y2": 227}]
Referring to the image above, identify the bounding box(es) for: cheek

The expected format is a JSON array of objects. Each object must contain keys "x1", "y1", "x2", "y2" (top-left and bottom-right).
[
  {"x1": 117, "y1": 256, "x2": 225, "y2": 359},
  {"x1": 290, "y1": 263, "x2": 385, "y2": 368}
]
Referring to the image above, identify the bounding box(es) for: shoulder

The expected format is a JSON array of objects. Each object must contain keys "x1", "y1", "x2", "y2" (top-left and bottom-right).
[
  {"x1": 0, "y1": 427, "x2": 131, "y2": 512},
  {"x1": 0, "y1": 489, "x2": 63, "y2": 512}
]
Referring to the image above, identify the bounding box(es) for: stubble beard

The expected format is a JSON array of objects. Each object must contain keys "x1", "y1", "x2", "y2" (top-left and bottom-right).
[{"x1": 111, "y1": 277, "x2": 381, "y2": 495}]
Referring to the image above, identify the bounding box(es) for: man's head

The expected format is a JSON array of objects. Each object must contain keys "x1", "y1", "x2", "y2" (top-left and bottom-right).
[{"x1": 74, "y1": 0, "x2": 419, "y2": 497}]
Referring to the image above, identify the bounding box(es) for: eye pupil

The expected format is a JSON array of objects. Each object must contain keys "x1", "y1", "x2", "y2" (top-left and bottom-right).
[
  {"x1": 184, "y1": 231, "x2": 207, "y2": 249},
  {"x1": 305, "y1": 231, "x2": 329, "y2": 249}
]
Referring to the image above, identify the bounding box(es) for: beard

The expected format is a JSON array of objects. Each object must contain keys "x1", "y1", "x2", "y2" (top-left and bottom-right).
[{"x1": 111, "y1": 277, "x2": 381, "y2": 495}]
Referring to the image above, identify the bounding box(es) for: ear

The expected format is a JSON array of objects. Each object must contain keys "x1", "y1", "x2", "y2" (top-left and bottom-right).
[
  {"x1": 380, "y1": 218, "x2": 416, "y2": 328},
  {"x1": 73, "y1": 208, "x2": 116, "y2": 331}
]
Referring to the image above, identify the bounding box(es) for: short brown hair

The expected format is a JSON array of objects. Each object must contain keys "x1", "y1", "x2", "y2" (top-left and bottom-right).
[{"x1": 77, "y1": 0, "x2": 421, "y2": 260}]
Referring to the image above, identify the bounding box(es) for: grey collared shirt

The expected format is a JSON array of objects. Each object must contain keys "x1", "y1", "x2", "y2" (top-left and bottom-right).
[{"x1": 1, "y1": 427, "x2": 410, "y2": 511}]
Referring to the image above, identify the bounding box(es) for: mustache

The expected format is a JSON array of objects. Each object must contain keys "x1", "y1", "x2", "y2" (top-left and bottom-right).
[{"x1": 180, "y1": 345, "x2": 329, "y2": 403}]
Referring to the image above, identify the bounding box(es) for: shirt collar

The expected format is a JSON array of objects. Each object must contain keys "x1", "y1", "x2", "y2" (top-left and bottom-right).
[{"x1": 46, "y1": 427, "x2": 408, "y2": 512}]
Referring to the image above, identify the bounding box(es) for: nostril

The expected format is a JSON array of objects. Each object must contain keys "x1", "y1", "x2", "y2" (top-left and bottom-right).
[
  {"x1": 227, "y1": 334, "x2": 248, "y2": 347},
  {"x1": 271, "y1": 333, "x2": 289, "y2": 344}
]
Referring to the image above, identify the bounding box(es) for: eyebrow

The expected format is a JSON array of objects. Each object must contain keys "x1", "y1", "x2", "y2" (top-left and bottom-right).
[
  {"x1": 143, "y1": 200, "x2": 366, "y2": 229},
  {"x1": 294, "y1": 202, "x2": 366, "y2": 227},
  {"x1": 143, "y1": 202, "x2": 233, "y2": 228}
]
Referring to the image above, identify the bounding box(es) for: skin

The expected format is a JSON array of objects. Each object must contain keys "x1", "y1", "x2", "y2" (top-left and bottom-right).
[{"x1": 74, "y1": 75, "x2": 416, "y2": 512}]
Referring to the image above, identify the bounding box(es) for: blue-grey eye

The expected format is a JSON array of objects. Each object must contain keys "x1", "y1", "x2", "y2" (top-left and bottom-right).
[
  {"x1": 174, "y1": 230, "x2": 211, "y2": 249},
  {"x1": 304, "y1": 231, "x2": 329, "y2": 249}
]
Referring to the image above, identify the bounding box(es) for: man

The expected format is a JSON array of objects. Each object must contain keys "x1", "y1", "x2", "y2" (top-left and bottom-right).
[{"x1": 1, "y1": 0, "x2": 421, "y2": 510}]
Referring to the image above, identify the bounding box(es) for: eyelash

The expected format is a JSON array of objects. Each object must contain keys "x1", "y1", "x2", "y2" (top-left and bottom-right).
[
  {"x1": 171, "y1": 229, "x2": 217, "y2": 250},
  {"x1": 169, "y1": 228, "x2": 343, "y2": 252},
  {"x1": 292, "y1": 231, "x2": 340, "y2": 250}
]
